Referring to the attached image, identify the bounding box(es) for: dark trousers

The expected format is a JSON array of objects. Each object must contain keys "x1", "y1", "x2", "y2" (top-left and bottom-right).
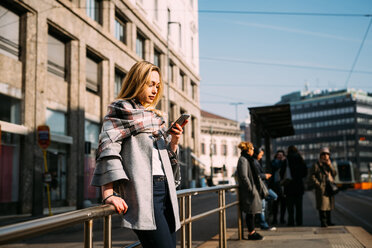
[
  {"x1": 319, "y1": 210, "x2": 332, "y2": 226},
  {"x1": 134, "y1": 179, "x2": 176, "y2": 248},
  {"x1": 272, "y1": 194, "x2": 286, "y2": 223},
  {"x1": 286, "y1": 195, "x2": 303, "y2": 226},
  {"x1": 245, "y1": 213, "x2": 255, "y2": 233}
]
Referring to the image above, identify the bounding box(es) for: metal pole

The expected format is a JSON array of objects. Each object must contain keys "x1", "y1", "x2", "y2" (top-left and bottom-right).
[
  {"x1": 187, "y1": 195, "x2": 192, "y2": 248},
  {"x1": 236, "y1": 189, "x2": 243, "y2": 240},
  {"x1": 84, "y1": 220, "x2": 93, "y2": 248},
  {"x1": 218, "y1": 190, "x2": 223, "y2": 248},
  {"x1": 230, "y1": 102, "x2": 243, "y2": 122},
  {"x1": 222, "y1": 190, "x2": 227, "y2": 248},
  {"x1": 180, "y1": 196, "x2": 186, "y2": 248},
  {"x1": 103, "y1": 215, "x2": 112, "y2": 248},
  {"x1": 210, "y1": 126, "x2": 213, "y2": 185}
]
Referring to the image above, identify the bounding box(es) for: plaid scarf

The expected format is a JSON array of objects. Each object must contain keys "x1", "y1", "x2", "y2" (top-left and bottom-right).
[{"x1": 96, "y1": 99, "x2": 167, "y2": 160}]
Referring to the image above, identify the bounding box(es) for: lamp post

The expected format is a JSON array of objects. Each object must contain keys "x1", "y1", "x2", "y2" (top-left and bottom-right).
[
  {"x1": 230, "y1": 102, "x2": 243, "y2": 122},
  {"x1": 209, "y1": 126, "x2": 214, "y2": 185},
  {"x1": 167, "y1": 21, "x2": 180, "y2": 121}
]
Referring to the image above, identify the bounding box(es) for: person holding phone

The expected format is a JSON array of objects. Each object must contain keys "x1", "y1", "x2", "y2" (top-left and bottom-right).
[
  {"x1": 91, "y1": 61, "x2": 187, "y2": 248},
  {"x1": 309, "y1": 147, "x2": 337, "y2": 227}
]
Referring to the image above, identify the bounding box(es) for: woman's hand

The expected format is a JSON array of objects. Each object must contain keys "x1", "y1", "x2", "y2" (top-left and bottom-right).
[
  {"x1": 102, "y1": 183, "x2": 128, "y2": 214},
  {"x1": 169, "y1": 120, "x2": 188, "y2": 152}
]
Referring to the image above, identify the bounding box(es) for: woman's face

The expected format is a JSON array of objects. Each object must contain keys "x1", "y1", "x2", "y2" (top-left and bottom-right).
[
  {"x1": 257, "y1": 151, "x2": 264, "y2": 160},
  {"x1": 137, "y1": 70, "x2": 160, "y2": 106},
  {"x1": 247, "y1": 148, "x2": 254, "y2": 156}
]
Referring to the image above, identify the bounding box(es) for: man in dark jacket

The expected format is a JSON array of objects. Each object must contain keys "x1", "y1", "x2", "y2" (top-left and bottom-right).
[{"x1": 281, "y1": 145, "x2": 308, "y2": 226}]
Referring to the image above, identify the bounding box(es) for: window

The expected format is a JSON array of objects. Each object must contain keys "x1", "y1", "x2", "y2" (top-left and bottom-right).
[
  {"x1": 85, "y1": 120, "x2": 100, "y2": 146},
  {"x1": 114, "y1": 15, "x2": 126, "y2": 44},
  {"x1": 46, "y1": 109, "x2": 67, "y2": 135},
  {"x1": 191, "y1": 116, "x2": 195, "y2": 139},
  {"x1": 168, "y1": 62, "x2": 174, "y2": 83},
  {"x1": 86, "y1": 51, "x2": 101, "y2": 93},
  {"x1": 86, "y1": 0, "x2": 101, "y2": 24},
  {"x1": 154, "y1": 49, "x2": 161, "y2": 67},
  {"x1": 190, "y1": 81, "x2": 196, "y2": 99},
  {"x1": 114, "y1": 69, "x2": 125, "y2": 97},
  {"x1": 222, "y1": 144, "x2": 227, "y2": 156},
  {"x1": 136, "y1": 32, "x2": 145, "y2": 59},
  {"x1": 0, "y1": 5, "x2": 20, "y2": 59},
  {"x1": 212, "y1": 143, "x2": 217, "y2": 155},
  {"x1": 0, "y1": 93, "x2": 21, "y2": 124},
  {"x1": 47, "y1": 32, "x2": 66, "y2": 79},
  {"x1": 201, "y1": 142, "x2": 205, "y2": 155},
  {"x1": 179, "y1": 71, "x2": 185, "y2": 91}
]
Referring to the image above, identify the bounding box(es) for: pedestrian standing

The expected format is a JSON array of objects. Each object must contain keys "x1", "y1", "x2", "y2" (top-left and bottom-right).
[
  {"x1": 91, "y1": 61, "x2": 188, "y2": 248},
  {"x1": 253, "y1": 147, "x2": 277, "y2": 230},
  {"x1": 236, "y1": 142, "x2": 264, "y2": 240},
  {"x1": 283, "y1": 145, "x2": 307, "y2": 226},
  {"x1": 309, "y1": 147, "x2": 337, "y2": 227},
  {"x1": 269, "y1": 150, "x2": 287, "y2": 225}
]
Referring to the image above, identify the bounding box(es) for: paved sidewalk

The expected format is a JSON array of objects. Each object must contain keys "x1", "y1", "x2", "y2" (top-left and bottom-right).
[{"x1": 197, "y1": 226, "x2": 372, "y2": 248}]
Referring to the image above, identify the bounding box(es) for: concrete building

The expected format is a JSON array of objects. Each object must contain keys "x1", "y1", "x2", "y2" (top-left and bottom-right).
[
  {"x1": 274, "y1": 89, "x2": 372, "y2": 179},
  {"x1": 199, "y1": 110, "x2": 242, "y2": 186},
  {"x1": 0, "y1": 0, "x2": 200, "y2": 215}
]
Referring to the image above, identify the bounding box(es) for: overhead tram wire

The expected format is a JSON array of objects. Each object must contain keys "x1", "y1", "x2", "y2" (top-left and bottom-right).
[
  {"x1": 344, "y1": 17, "x2": 372, "y2": 88},
  {"x1": 198, "y1": 10, "x2": 372, "y2": 18}
]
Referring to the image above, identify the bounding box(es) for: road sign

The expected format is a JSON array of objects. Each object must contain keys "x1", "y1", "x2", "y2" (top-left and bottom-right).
[{"x1": 37, "y1": 125, "x2": 50, "y2": 150}]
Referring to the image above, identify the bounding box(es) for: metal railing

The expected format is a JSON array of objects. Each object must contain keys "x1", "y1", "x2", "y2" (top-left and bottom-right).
[{"x1": 0, "y1": 185, "x2": 241, "y2": 248}]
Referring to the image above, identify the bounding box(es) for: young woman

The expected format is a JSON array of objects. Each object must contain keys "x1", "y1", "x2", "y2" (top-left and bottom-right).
[
  {"x1": 310, "y1": 147, "x2": 337, "y2": 227},
  {"x1": 91, "y1": 61, "x2": 187, "y2": 248},
  {"x1": 236, "y1": 142, "x2": 264, "y2": 240}
]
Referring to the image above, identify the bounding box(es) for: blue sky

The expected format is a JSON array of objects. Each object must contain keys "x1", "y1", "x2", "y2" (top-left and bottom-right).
[{"x1": 198, "y1": 0, "x2": 372, "y2": 122}]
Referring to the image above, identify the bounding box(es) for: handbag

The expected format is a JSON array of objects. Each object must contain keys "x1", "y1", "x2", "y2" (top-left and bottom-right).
[
  {"x1": 325, "y1": 180, "x2": 339, "y2": 196},
  {"x1": 259, "y1": 178, "x2": 269, "y2": 199}
]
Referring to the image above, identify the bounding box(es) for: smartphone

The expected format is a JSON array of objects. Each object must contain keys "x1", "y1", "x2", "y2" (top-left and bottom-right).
[{"x1": 166, "y1": 114, "x2": 190, "y2": 134}]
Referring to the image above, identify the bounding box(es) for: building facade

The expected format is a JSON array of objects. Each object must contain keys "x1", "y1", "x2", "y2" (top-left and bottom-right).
[
  {"x1": 0, "y1": 0, "x2": 200, "y2": 215},
  {"x1": 274, "y1": 89, "x2": 372, "y2": 179},
  {"x1": 199, "y1": 110, "x2": 242, "y2": 186}
]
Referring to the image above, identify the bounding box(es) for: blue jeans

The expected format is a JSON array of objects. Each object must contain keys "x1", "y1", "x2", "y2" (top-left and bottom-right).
[
  {"x1": 134, "y1": 178, "x2": 176, "y2": 248},
  {"x1": 259, "y1": 189, "x2": 278, "y2": 228}
]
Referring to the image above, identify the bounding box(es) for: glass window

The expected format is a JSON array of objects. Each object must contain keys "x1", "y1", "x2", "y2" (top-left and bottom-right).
[
  {"x1": 0, "y1": 93, "x2": 21, "y2": 124},
  {"x1": 154, "y1": 49, "x2": 161, "y2": 67},
  {"x1": 114, "y1": 69, "x2": 125, "y2": 97},
  {"x1": 169, "y1": 62, "x2": 174, "y2": 83},
  {"x1": 84, "y1": 120, "x2": 100, "y2": 145},
  {"x1": 114, "y1": 16, "x2": 126, "y2": 44},
  {"x1": 190, "y1": 81, "x2": 196, "y2": 99},
  {"x1": 45, "y1": 108, "x2": 67, "y2": 135},
  {"x1": 47, "y1": 33, "x2": 66, "y2": 78},
  {"x1": 0, "y1": 5, "x2": 20, "y2": 59},
  {"x1": 0, "y1": 132, "x2": 20, "y2": 203},
  {"x1": 136, "y1": 32, "x2": 145, "y2": 59},
  {"x1": 86, "y1": 0, "x2": 101, "y2": 23},
  {"x1": 201, "y1": 143, "x2": 205, "y2": 155},
  {"x1": 86, "y1": 52, "x2": 101, "y2": 93},
  {"x1": 179, "y1": 71, "x2": 185, "y2": 91}
]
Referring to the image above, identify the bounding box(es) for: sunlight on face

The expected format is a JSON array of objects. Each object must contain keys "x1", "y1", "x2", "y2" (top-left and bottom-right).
[{"x1": 137, "y1": 70, "x2": 160, "y2": 106}]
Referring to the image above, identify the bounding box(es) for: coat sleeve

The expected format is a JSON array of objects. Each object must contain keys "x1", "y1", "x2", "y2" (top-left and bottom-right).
[
  {"x1": 309, "y1": 163, "x2": 321, "y2": 190},
  {"x1": 237, "y1": 157, "x2": 253, "y2": 191}
]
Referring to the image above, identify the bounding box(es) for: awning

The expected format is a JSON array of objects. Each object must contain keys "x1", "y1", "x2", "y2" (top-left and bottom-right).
[{"x1": 249, "y1": 104, "x2": 294, "y2": 138}]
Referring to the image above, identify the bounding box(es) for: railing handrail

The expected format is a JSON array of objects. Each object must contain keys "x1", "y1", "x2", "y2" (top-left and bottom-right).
[{"x1": 0, "y1": 184, "x2": 240, "y2": 247}]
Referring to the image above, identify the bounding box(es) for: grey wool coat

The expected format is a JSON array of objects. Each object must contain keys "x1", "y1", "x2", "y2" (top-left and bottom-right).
[
  {"x1": 236, "y1": 154, "x2": 262, "y2": 214},
  {"x1": 91, "y1": 112, "x2": 180, "y2": 231},
  {"x1": 309, "y1": 161, "x2": 337, "y2": 211}
]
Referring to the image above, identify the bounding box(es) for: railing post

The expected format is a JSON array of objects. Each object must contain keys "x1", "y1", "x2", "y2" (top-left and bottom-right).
[
  {"x1": 84, "y1": 220, "x2": 93, "y2": 248},
  {"x1": 222, "y1": 190, "x2": 227, "y2": 248},
  {"x1": 218, "y1": 190, "x2": 223, "y2": 248},
  {"x1": 236, "y1": 188, "x2": 243, "y2": 240},
  {"x1": 180, "y1": 196, "x2": 186, "y2": 248},
  {"x1": 103, "y1": 215, "x2": 112, "y2": 248},
  {"x1": 187, "y1": 195, "x2": 192, "y2": 248}
]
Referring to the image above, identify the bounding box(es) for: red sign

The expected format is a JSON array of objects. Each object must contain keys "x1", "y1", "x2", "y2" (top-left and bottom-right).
[{"x1": 37, "y1": 125, "x2": 50, "y2": 150}]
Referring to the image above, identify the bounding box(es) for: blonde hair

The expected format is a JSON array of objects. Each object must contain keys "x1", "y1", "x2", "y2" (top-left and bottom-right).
[
  {"x1": 238, "y1": 141, "x2": 254, "y2": 151},
  {"x1": 116, "y1": 61, "x2": 163, "y2": 110}
]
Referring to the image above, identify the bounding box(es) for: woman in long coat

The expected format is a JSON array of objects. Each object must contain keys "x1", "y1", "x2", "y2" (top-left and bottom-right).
[
  {"x1": 236, "y1": 141, "x2": 263, "y2": 240},
  {"x1": 91, "y1": 61, "x2": 187, "y2": 248},
  {"x1": 309, "y1": 147, "x2": 337, "y2": 227}
]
